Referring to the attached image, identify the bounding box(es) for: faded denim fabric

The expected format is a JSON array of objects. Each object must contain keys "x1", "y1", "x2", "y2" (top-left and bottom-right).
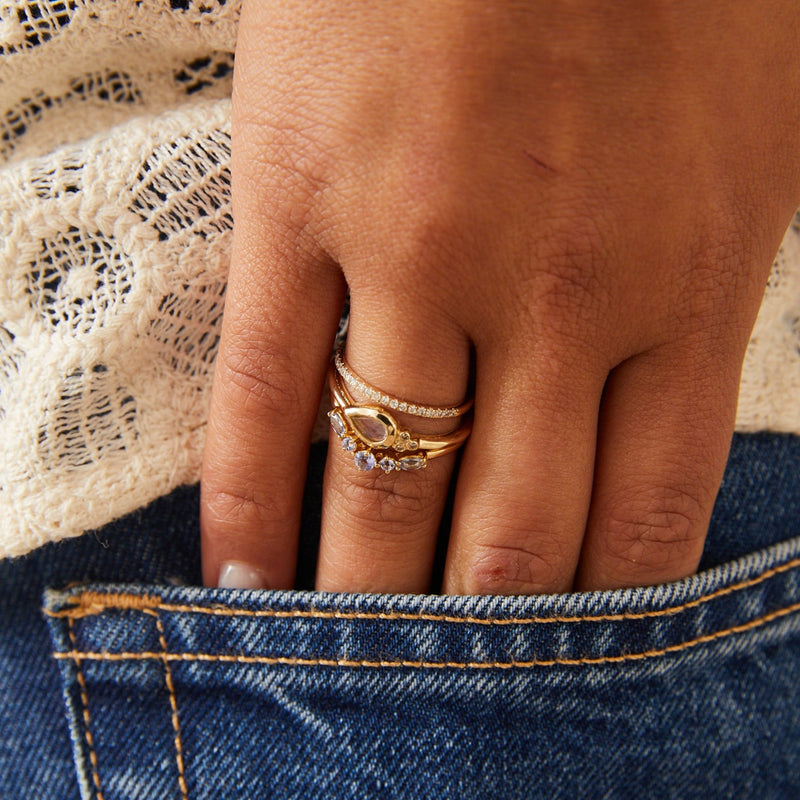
[{"x1": 2, "y1": 434, "x2": 800, "y2": 799}]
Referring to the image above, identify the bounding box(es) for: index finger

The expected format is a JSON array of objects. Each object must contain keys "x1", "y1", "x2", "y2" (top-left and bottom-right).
[
  {"x1": 200, "y1": 238, "x2": 343, "y2": 589},
  {"x1": 200, "y1": 114, "x2": 344, "y2": 588}
]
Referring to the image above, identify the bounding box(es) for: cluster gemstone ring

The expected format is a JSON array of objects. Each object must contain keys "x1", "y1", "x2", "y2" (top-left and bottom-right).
[{"x1": 327, "y1": 355, "x2": 473, "y2": 473}]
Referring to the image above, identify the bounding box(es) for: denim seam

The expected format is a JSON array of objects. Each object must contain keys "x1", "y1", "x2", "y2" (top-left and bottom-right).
[
  {"x1": 44, "y1": 554, "x2": 800, "y2": 625},
  {"x1": 68, "y1": 616, "x2": 105, "y2": 800},
  {"x1": 51, "y1": 596, "x2": 800, "y2": 669},
  {"x1": 145, "y1": 608, "x2": 189, "y2": 800}
]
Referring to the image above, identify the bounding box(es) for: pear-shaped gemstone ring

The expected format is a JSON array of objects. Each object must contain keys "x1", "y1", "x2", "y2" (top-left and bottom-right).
[{"x1": 328, "y1": 365, "x2": 472, "y2": 473}]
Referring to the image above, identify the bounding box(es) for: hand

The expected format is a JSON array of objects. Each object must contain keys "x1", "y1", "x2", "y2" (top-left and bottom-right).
[{"x1": 200, "y1": 0, "x2": 800, "y2": 593}]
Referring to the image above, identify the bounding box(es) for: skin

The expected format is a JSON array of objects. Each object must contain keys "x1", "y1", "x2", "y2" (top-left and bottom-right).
[{"x1": 200, "y1": 0, "x2": 800, "y2": 594}]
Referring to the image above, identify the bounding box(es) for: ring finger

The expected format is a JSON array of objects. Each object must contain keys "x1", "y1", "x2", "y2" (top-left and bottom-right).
[{"x1": 316, "y1": 297, "x2": 471, "y2": 593}]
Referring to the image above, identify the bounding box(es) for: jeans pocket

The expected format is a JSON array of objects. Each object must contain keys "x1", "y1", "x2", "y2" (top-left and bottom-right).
[{"x1": 45, "y1": 535, "x2": 800, "y2": 800}]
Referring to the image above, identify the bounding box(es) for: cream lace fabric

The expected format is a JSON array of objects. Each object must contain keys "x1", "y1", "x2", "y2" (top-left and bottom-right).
[{"x1": 0, "y1": 0, "x2": 798, "y2": 559}]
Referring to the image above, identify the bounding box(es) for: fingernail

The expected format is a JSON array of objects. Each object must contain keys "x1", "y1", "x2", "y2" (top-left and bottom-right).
[{"x1": 217, "y1": 561, "x2": 268, "y2": 589}]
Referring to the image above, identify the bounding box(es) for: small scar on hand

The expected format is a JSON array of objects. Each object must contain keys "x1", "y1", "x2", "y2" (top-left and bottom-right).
[{"x1": 523, "y1": 150, "x2": 558, "y2": 175}]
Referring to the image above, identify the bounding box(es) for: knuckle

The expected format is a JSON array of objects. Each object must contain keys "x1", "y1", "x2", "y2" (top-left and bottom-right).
[
  {"x1": 679, "y1": 215, "x2": 762, "y2": 325},
  {"x1": 215, "y1": 338, "x2": 304, "y2": 419},
  {"x1": 236, "y1": 100, "x2": 335, "y2": 189},
  {"x1": 464, "y1": 537, "x2": 573, "y2": 595},
  {"x1": 515, "y1": 213, "x2": 612, "y2": 340},
  {"x1": 330, "y1": 465, "x2": 443, "y2": 531},
  {"x1": 347, "y1": 204, "x2": 460, "y2": 299},
  {"x1": 685, "y1": 245, "x2": 740, "y2": 312},
  {"x1": 602, "y1": 484, "x2": 709, "y2": 576},
  {"x1": 202, "y1": 486, "x2": 289, "y2": 540},
  {"x1": 233, "y1": 127, "x2": 336, "y2": 246}
]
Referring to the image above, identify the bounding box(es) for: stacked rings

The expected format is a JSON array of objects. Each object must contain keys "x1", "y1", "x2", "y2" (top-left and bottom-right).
[{"x1": 328, "y1": 352, "x2": 473, "y2": 473}]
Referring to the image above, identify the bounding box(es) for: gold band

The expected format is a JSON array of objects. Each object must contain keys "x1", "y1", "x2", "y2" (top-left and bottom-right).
[
  {"x1": 328, "y1": 365, "x2": 472, "y2": 472},
  {"x1": 334, "y1": 349, "x2": 473, "y2": 419}
]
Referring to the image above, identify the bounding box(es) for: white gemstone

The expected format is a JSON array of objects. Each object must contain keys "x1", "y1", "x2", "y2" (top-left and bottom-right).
[
  {"x1": 341, "y1": 437, "x2": 356, "y2": 452},
  {"x1": 399, "y1": 455, "x2": 426, "y2": 471},
  {"x1": 354, "y1": 451, "x2": 376, "y2": 471},
  {"x1": 409, "y1": 406, "x2": 418, "y2": 415},
  {"x1": 399, "y1": 403, "x2": 407, "y2": 412},
  {"x1": 329, "y1": 411, "x2": 346, "y2": 437},
  {"x1": 351, "y1": 414, "x2": 390, "y2": 443},
  {"x1": 389, "y1": 400, "x2": 399, "y2": 410},
  {"x1": 378, "y1": 457, "x2": 396, "y2": 473},
  {"x1": 381, "y1": 395, "x2": 389, "y2": 404}
]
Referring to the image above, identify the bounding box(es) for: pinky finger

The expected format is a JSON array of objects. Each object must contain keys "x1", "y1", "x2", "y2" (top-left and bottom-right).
[{"x1": 575, "y1": 342, "x2": 742, "y2": 591}]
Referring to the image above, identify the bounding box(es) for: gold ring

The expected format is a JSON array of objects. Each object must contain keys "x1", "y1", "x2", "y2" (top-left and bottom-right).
[
  {"x1": 327, "y1": 365, "x2": 472, "y2": 473},
  {"x1": 334, "y1": 349, "x2": 473, "y2": 419}
]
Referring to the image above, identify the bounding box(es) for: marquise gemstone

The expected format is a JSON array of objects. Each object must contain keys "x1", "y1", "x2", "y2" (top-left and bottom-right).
[
  {"x1": 399, "y1": 455, "x2": 426, "y2": 471},
  {"x1": 354, "y1": 450, "x2": 377, "y2": 471},
  {"x1": 329, "y1": 411, "x2": 346, "y2": 437}
]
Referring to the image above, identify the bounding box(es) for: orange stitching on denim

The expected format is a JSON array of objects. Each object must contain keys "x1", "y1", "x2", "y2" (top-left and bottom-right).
[
  {"x1": 52, "y1": 597, "x2": 800, "y2": 669},
  {"x1": 68, "y1": 617, "x2": 105, "y2": 800},
  {"x1": 44, "y1": 555, "x2": 800, "y2": 626},
  {"x1": 146, "y1": 609, "x2": 189, "y2": 800},
  {"x1": 45, "y1": 592, "x2": 163, "y2": 619}
]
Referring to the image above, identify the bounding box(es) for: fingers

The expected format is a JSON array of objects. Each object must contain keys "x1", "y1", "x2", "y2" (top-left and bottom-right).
[
  {"x1": 441, "y1": 338, "x2": 608, "y2": 595},
  {"x1": 574, "y1": 341, "x2": 741, "y2": 590},
  {"x1": 315, "y1": 304, "x2": 470, "y2": 593},
  {"x1": 201, "y1": 232, "x2": 344, "y2": 588},
  {"x1": 201, "y1": 0, "x2": 353, "y2": 589},
  {"x1": 200, "y1": 128, "x2": 346, "y2": 588}
]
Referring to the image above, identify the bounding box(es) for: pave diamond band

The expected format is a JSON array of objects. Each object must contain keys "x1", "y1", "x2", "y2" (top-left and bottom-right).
[
  {"x1": 328, "y1": 364, "x2": 472, "y2": 474},
  {"x1": 333, "y1": 349, "x2": 473, "y2": 419}
]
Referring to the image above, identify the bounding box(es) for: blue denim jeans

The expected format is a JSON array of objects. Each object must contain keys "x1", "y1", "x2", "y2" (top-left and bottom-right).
[{"x1": 2, "y1": 434, "x2": 800, "y2": 799}]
